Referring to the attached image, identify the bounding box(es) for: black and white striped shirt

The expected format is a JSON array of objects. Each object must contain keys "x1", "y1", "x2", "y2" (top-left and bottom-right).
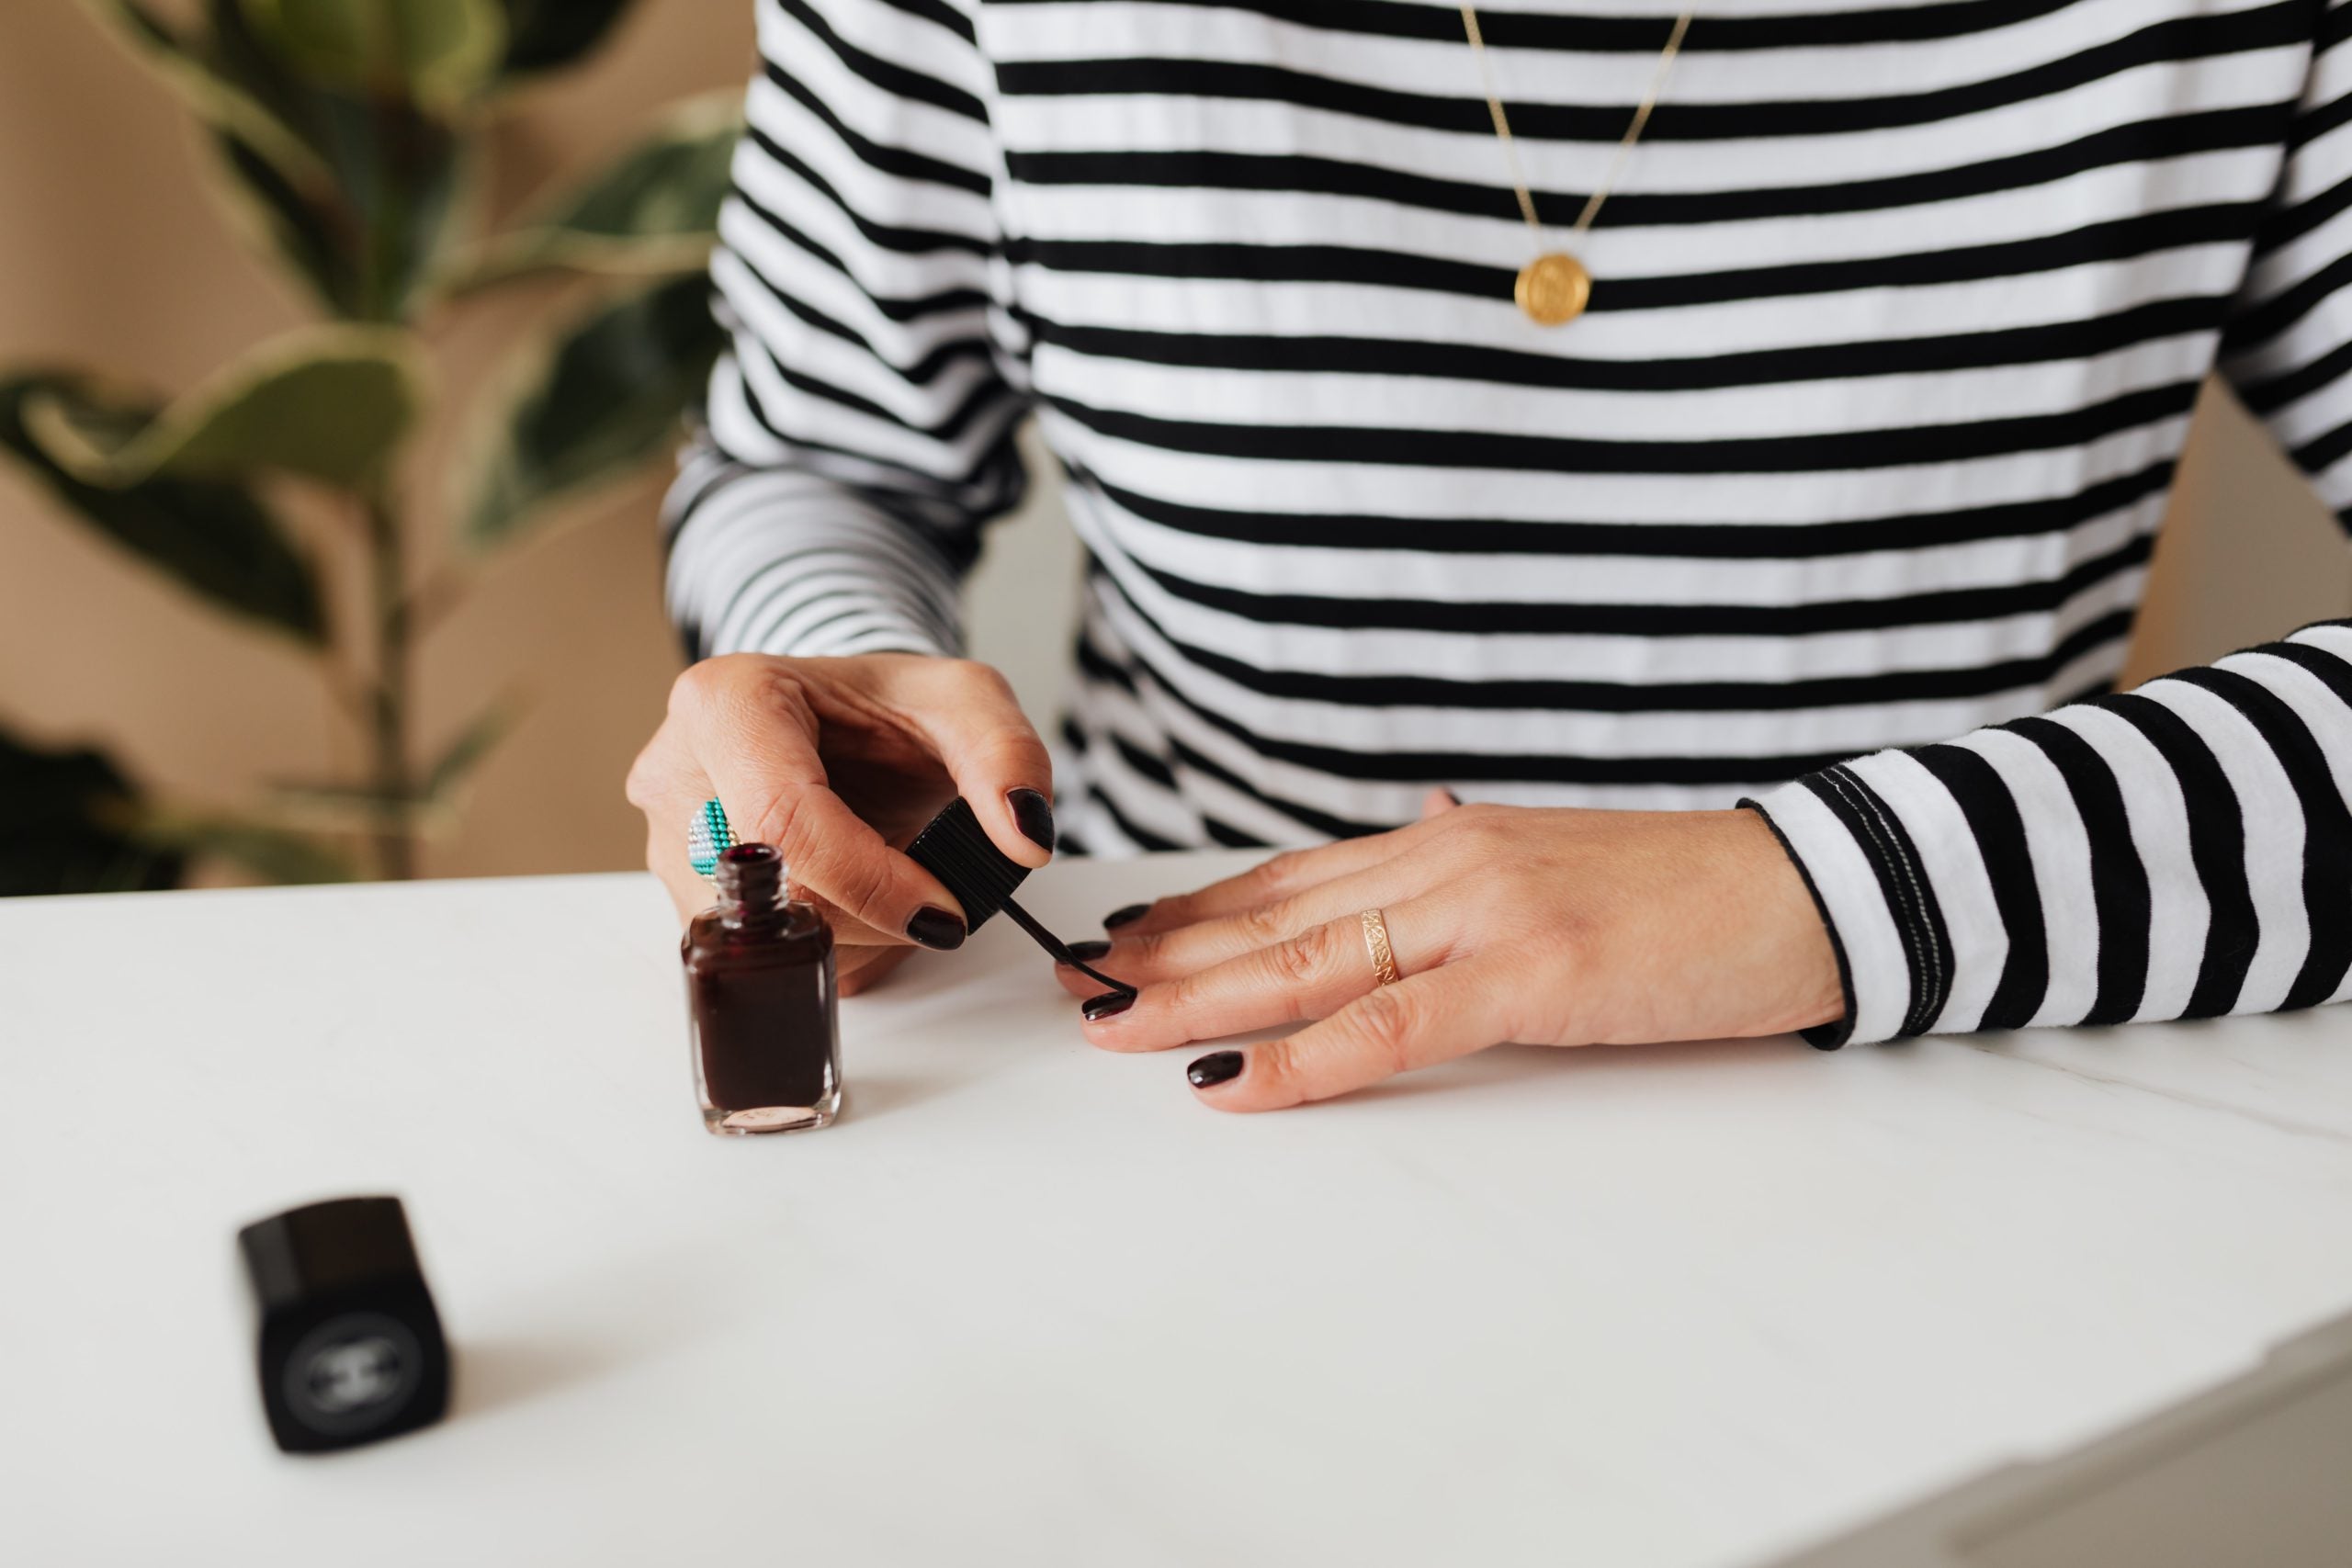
[{"x1": 664, "y1": 0, "x2": 2352, "y2": 1045}]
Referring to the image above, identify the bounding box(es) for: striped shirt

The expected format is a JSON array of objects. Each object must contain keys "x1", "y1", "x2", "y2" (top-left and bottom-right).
[{"x1": 663, "y1": 0, "x2": 2352, "y2": 1045}]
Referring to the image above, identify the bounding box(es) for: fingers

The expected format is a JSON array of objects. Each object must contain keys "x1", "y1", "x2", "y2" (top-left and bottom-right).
[
  {"x1": 1420, "y1": 786, "x2": 1463, "y2": 820},
  {"x1": 1106, "y1": 831, "x2": 1421, "y2": 940},
  {"x1": 1185, "y1": 957, "x2": 1514, "y2": 1112},
  {"x1": 892, "y1": 659, "x2": 1057, "y2": 869},
  {"x1": 624, "y1": 714, "x2": 719, "y2": 927},
  {"x1": 1060, "y1": 861, "x2": 1438, "y2": 998},
  {"x1": 673, "y1": 659, "x2": 970, "y2": 949},
  {"x1": 1080, "y1": 901, "x2": 1445, "y2": 1054}
]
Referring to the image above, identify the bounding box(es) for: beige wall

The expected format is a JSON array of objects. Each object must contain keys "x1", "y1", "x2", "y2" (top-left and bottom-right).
[{"x1": 1, "y1": 1, "x2": 2346, "y2": 885}]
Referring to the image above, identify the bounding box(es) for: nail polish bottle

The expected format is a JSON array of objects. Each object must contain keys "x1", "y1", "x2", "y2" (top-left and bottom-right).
[{"x1": 684, "y1": 842, "x2": 840, "y2": 1134}]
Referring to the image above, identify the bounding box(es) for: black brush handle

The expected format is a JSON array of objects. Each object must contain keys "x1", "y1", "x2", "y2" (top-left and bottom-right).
[{"x1": 1001, "y1": 897, "x2": 1136, "y2": 999}]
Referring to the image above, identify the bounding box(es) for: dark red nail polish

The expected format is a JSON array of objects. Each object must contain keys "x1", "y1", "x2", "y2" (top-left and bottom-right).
[
  {"x1": 685, "y1": 844, "x2": 841, "y2": 1134},
  {"x1": 1103, "y1": 903, "x2": 1149, "y2": 929},
  {"x1": 1008, "y1": 788, "x2": 1056, "y2": 852},
  {"x1": 906, "y1": 907, "x2": 967, "y2": 951},
  {"x1": 1062, "y1": 940, "x2": 1112, "y2": 963},
  {"x1": 1187, "y1": 1051, "x2": 1244, "y2": 1088},
  {"x1": 1081, "y1": 990, "x2": 1135, "y2": 1022}
]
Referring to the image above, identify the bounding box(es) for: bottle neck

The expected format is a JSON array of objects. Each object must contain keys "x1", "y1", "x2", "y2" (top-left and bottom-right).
[{"x1": 715, "y1": 855, "x2": 787, "y2": 932}]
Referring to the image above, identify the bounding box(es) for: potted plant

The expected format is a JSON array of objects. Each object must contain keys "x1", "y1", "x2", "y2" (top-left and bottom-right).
[{"x1": 2, "y1": 0, "x2": 741, "y2": 886}]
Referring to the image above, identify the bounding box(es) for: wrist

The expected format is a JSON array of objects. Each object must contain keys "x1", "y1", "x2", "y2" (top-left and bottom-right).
[{"x1": 1724, "y1": 807, "x2": 1849, "y2": 1038}]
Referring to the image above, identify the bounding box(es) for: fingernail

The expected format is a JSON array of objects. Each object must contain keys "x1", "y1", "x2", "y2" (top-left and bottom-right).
[
  {"x1": 1440, "y1": 788, "x2": 1462, "y2": 805},
  {"x1": 1061, "y1": 940, "x2": 1112, "y2": 963},
  {"x1": 1187, "y1": 1050, "x2": 1244, "y2": 1089},
  {"x1": 907, "y1": 908, "x2": 967, "y2": 951},
  {"x1": 1081, "y1": 990, "x2": 1135, "y2": 1022},
  {"x1": 1008, "y1": 788, "x2": 1057, "y2": 852},
  {"x1": 1103, "y1": 903, "x2": 1149, "y2": 929}
]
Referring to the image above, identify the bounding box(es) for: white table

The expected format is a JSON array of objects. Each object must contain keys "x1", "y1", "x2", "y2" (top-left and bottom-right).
[{"x1": 5, "y1": 852, "x2": 2351, "y2": 1566}]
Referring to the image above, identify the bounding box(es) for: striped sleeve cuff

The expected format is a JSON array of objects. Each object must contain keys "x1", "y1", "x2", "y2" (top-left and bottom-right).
[
  {"x1": 1745, "y1": 761, "x2": 1957, "y2": 1048},
  {"x1": 1747, "y1": 619, "x2": 2352, "y2": 1048},
  {"x1": 662, "y1": 457, "x2": 967, "y2": 662}
]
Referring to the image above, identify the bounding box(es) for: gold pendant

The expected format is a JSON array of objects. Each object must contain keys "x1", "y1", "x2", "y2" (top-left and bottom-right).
[{"x1": 1515, "y1": 252, "x2": 1591, "y2": 326}]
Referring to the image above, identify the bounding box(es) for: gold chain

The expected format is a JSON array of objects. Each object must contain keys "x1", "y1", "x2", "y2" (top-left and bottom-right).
[{"x1": 1459, "y1": 6, "x2": 1694, "y2": 323}]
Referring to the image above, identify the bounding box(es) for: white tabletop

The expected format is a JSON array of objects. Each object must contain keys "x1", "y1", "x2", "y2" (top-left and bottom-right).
[{"x1": 4, "y1": 852, "x2": 2351, "y2": 1566}]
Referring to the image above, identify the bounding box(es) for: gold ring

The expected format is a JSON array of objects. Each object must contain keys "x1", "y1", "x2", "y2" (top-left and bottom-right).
[{"x1": 1359, "y1": 908, "x2": 1402, "y2": 987}]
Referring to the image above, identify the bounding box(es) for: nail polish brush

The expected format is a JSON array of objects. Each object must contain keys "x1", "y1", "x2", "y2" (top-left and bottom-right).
[{"x1": 905, "y1": 797, "x2": 1136, "y2": 999}]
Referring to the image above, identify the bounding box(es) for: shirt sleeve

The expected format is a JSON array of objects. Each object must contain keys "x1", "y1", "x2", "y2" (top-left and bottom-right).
[
  {"x1": 1748, "y1": 7, "x2": 2352, "y2": 1048},
  {"x1": 662, "y1": 0, "x2": 1029, "y2": 661}
]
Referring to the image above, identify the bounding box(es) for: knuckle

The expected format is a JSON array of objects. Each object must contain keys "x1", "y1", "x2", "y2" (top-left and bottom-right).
[
  {"x1": 836, "y1": 855, "x2": 901, "y2": 923},
  {"x1": 1249, "y1": 1039, "x2": 1299, "y2": 1100},
  {"x1": 1250, "y1": 851, "x2": 1306, "y2": 896},
  {"x1": 668, "y1": 656, "x2": 731, "y2": 717},
  {"x1": 1263, "y1": 925, "x2": 1328, "y2": 987},
  {"x1": 1136, "y1": 894, "x2": 1187, "y2": 929},
  {"x1": 673, "y1": 655, "x2": 808, "y2": 735},
  {"x1": 1162, "y1": 967, "x2": 1210, "y2": 1018},
  {"x1": 1231, "y1": 898, "x2": 1288, "y2": 951},
  {"x1": 1351, "y1": 986, "x2": 1421, "y2": 1078},
  {"x1": 755, "y1": 788, "x2": 811, "y2": 853},
  {"x1": 622, "y1": 747, "x2": 661, "y2": 810},
  {"x1": 1439, "y1": 806, "x2": 1515, "y2": 859},
  {"x1": 1122, "y1": 928, "x2": 1170, "y2": 974},
  {"x1": 944, "y1": 658, "x2": 1015, "y2": 701}
]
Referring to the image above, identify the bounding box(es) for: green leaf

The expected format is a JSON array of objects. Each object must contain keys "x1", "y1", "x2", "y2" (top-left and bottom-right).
[
  {"x1": 458, "y1": 273, "x2": 725, "y2": 550},
  {"x1": 199, "y1": 2, "x2": 478, "y2": 320},
  {"x1": 22, "y1": 327, "x2": 428, "y2": 489},
  {"x1": 240, "y1": 0, "x2": 506, "y2": 109},
  {"x1": 138, "y1": 812, "x2": 360, "y2": 884},
  {"x1": 444, "y1": 91, "x2": 741, "y2": 295},
  {"x1": 77, "y1": 0, "x2": 334, "y2": 195},
  {"x1": 0, "y1": 376, "x2": 328, "y2": 645},
  {"x1": 494, "y1": 0, "x2": 634, "y2": 78},
  {"x1": 0, "y1": 727, "x2": 184, "y2": 897},
  {"x1": 205, "y1": 128, "x2": 371, "y2": 317}
]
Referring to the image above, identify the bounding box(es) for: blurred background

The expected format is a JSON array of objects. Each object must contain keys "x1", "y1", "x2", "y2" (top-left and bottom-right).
[{"x1": 1, "y1": 0, "x2": 2346, "y2": 893}]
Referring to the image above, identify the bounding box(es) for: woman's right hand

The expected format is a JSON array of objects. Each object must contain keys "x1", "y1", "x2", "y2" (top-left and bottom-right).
[{"x1": 624, "y1": 652, "x2": 1057, "y2": 994}]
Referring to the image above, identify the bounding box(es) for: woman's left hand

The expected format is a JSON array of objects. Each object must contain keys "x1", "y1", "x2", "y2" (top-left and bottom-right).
[{"x1": 1057, "y1": 793, "x2": 1846, "y2": 1111}]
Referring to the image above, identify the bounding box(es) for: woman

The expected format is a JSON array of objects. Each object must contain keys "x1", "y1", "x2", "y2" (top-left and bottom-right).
[{"x1": 628, "y1": 0, "x2": 2352, "y2": 1111}]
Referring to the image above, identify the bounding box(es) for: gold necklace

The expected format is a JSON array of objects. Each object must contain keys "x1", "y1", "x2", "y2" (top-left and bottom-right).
[{"x1": 1459, "y1": 6, "x2": 1694, "y2": 326}]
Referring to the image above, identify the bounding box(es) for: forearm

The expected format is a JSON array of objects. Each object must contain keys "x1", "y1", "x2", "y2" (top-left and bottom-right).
[{"x1": 664, "y1": 0, "x2": 1023, "y2": 666}]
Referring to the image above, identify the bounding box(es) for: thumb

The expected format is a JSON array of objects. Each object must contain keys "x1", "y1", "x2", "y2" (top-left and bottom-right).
[
  {"x1": 899, "y1": 659, "x2": 1057, "y2": 867},
  {"x1": 1419, "y1": 786, "x2": 1463, "y2": 822}
]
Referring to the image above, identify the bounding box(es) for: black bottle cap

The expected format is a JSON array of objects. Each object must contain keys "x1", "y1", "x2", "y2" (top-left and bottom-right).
[
  {"x1": 238, "y1": 1196, "x2": 449, "y2": 1453},
  {"x1": 905, "y1": 796, "x2": 1030, "y2": 930}
]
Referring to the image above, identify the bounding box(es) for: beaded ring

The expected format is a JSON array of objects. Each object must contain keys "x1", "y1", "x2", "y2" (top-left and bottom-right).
[{"x1": 686, "y1": 797, "x2": 735, "y2": 880}]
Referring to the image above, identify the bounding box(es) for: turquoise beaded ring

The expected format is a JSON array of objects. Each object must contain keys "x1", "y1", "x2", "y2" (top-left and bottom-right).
[{"x1": 687, "y1": 797, "x2": 735, "y2": 879}]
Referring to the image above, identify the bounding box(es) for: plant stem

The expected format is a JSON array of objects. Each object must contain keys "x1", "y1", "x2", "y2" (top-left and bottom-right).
[{"x1": 362, "y1": 483, "x2": 415, "y2": 879}]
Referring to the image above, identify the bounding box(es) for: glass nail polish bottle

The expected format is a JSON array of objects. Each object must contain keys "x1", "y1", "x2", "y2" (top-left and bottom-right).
[{"x1": 683, "y1": 843, "x2": 840, "y2": 1134}]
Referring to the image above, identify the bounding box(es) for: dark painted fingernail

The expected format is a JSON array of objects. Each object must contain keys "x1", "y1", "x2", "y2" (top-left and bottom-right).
[
  {"x1": 1061, "y1": 940, "x2": 1112, "y2": 963},
  {"x1": 1103, "y1": 903, "x2": 1150, "y2": 929},
  {"x1": 1440, "y1": 787, "x2": 1462, "y2": 805},
  {"x1": 907, "y1": 907, "x2": 967, "y2": 951},
  {"x1": 1187, "y1": 1051, "x2": 1244, "y2": 1089},
  {"x1": 1081, "y1": 990, "x2": 1135, "y2": 1022},
  {"x1": 1008, "y1": 788, "x2": 1057, "y2": 852}
]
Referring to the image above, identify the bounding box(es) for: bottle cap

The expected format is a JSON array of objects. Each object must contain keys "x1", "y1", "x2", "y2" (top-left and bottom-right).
[
  {"x1": 905, "y1": 796, "x2": 1030, "y2": 929},
  {"x1": 238, "y1": 1196, "x2": 450, "y2": 1453}
]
